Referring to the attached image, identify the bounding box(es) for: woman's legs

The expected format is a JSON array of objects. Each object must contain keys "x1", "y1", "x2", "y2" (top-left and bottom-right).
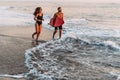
[
  {"x1": 32, "y1": 24, "x2": 37, "y2": 39},
  {"x1": 36, "y1": 24, "x2": 42, "y2": 41},
  {"x1": 32, "y1": 32, "x2": 36, "y2": 39}
]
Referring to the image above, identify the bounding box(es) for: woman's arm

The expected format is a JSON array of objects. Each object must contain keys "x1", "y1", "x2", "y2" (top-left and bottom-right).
[
  {"x1": 34, "y1": 14, "x2": 38, "y2": 21},
  {"x1": 42, "y1": 13, "x2": 44, "y2": 21}
]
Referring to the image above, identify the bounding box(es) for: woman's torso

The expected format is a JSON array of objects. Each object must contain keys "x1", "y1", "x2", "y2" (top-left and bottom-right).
[
  {"x1": 37, "y1": 14, "x2": 43, "y2": 20},
  {"x1": 36, "y1": 13, "x2": 43, "y2": 25}
]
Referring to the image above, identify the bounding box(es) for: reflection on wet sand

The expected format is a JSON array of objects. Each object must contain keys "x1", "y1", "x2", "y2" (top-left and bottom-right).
[{"x1": 31, "y1": 40, "x2": 47, "y2": 47}]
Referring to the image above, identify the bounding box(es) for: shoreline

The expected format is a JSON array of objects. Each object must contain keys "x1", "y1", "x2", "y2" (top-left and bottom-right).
[
  {"x1": 0, "y1": 25, "x2": 55, "y2": 77},
  {"x1": 0, "y1": 25, "x2": 59, "y2": 80}
]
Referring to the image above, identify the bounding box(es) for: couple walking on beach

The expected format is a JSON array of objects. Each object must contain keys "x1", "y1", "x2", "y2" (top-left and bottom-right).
[{"x1": 32, "y1": 7, "x2": 64, "y2": 42}]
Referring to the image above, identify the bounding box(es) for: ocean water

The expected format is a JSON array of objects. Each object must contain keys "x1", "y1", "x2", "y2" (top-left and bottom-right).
[
  {"x1": 0, "y1": 3, "x2": 120, "y2": 80},
  {"x1": 0, "y1": 6, "x2": 34, "y2": 26}
]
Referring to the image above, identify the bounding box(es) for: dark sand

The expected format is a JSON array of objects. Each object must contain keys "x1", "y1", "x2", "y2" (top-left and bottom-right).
[{"x1": 0, "y1": 26, "x2": 57, "y2": 79}]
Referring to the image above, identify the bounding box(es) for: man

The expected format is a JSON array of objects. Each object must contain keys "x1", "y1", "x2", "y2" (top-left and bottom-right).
[{"x1": 52, "y1": 7, "x2": 64, "y2": 39}]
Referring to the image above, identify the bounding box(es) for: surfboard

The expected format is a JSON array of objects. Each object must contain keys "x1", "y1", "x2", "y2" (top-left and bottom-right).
[
  {"x1": 49, "y1": 18, "x2": 54, "y2": 27},
  {"x1": 49, "y1": 17, "x2": 64, "y2": 27}
]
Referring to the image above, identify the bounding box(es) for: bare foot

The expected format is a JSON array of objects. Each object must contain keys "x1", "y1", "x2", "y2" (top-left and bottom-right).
[{"x1": 32, "y1": 34, "x2": 34, "y2": 39}]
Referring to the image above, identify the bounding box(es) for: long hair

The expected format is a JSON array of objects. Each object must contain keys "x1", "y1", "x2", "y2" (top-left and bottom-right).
[
  {"x1": 33, "y1": 7, "x2": 42, "y2": 16},
  {"x1": 58, "y1": 7, "x2": 61, "y2": 10}
]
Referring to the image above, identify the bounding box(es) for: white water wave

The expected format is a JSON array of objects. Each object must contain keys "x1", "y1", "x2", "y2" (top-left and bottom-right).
[
  {"x1": 0, "y1": 74, "x2": 24, "y2": 79},
  {"x1": 25, "y1": 33, "x2": 120, "y2": 80}
]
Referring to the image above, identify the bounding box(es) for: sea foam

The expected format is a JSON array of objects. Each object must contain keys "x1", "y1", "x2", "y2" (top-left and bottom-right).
[{"x1": 25, "y1": 32, "x2": 120, "y2": 79}]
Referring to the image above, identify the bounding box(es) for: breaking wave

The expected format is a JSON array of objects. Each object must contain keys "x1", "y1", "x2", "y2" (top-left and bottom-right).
[{"x1": 25, "y1": 33, "x2": 120, "y2": 80}]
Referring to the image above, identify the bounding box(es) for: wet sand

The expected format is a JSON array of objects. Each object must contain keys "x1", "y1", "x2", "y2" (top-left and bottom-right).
[
  {"x1": 0, "y1": 78, "x2": 24, "y2": 80},
  {"x1": 0, "y1": 26, "x2": 55, "y2": 76}
]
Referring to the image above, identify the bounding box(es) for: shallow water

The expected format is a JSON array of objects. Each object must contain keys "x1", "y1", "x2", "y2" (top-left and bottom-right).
[
  {"x1": 25, "y1": 36, "x2": 120, "y2": 80},
  {"x1": 0, "y1": 6, "x2": 34, "y2": 26}
]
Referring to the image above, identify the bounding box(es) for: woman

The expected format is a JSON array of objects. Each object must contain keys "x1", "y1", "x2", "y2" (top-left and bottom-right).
[
  {"x1": 32, "y1": 7, "x2": 44, "y2": 42},
  {"x1": 52, "y1": 7, "x2": 64, "y2": 39}
]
